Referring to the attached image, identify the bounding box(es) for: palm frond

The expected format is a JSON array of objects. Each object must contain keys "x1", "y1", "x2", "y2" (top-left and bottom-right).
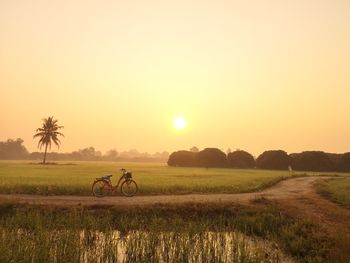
[
  {"x1": 54, "y1": 131, "x2": 65, "y2": 137},
  {"x1": 52, "y1": 137, "x2": 61, "y2": 148},
  {"x1": 33, "y1": 132, "x2": 46, "y2": 138}
]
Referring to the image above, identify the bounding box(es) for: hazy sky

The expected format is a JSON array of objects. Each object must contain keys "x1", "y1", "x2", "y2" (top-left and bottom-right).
[{"x1": 1, "y1": 0, "x2": 350, "y2": 155}]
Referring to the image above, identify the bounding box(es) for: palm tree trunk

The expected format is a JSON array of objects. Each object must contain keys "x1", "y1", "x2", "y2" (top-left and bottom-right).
[{"x1": 43, "y1": 143, "x2": 48, "y2": 164}]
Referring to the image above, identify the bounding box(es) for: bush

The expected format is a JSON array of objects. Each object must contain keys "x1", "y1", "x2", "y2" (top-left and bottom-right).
[
  {"x1": 290, "y1": 151, "x2": 335, "y2": 172},
  {"x1": 197, "y1": 148, "x2": 227, "y2": 168},
  {"x1": 336, "y1": 152, "x2": 350, "y2": 172},
  {"x1": 167, "y1": 151, "x2": 197, "y2": 167},
  {"x1": 227, "y1": 150, "x2": 255, "y2": 169},
  {"x1": 256, "y1": 150, "x2": 290, "y2": 170}
]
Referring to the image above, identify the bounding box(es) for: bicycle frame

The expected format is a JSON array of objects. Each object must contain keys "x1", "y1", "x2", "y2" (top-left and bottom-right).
[
  {"x1": 113, "y1": 174, "x2": 128, "y2": 191},
  {"x1": 99, "y1": 173, "x2": 129, "y2": 194}
]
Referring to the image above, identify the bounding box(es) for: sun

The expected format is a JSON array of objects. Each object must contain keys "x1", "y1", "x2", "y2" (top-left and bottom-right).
[{"x1": 173, "y1": 117, "x2": 187, "y2": 130}]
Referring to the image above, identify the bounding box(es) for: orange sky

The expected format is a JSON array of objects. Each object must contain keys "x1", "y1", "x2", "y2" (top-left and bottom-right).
[{"x1": 1, "y1": 0, "x2": 350, "y2": 155}]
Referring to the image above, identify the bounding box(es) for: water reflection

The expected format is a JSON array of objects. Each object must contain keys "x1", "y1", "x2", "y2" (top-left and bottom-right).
[{"x1": 79, "y1": 230, "x2": 293, "y2": 263}]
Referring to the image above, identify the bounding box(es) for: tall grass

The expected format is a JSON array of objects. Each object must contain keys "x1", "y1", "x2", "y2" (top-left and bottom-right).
[
  {"x1": 0, "y1": 203, "x2": 329, "y2": 262},
  {"x1": 0, "y1": 228, "x2": 288, "y2": 263}
]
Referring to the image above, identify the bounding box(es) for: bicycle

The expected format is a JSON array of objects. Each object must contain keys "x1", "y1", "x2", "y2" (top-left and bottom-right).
[{"x1": 92, "y1": 168, "x2": 138, "y2": 197}]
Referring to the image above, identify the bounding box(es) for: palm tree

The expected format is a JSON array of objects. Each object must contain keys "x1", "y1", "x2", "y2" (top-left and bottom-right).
[{"x1": 33, "y1": 116, "x2": 64, "y2": 164}]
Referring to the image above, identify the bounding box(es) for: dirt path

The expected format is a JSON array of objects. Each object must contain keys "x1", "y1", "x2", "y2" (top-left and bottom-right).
[{"x1": 0, "y1": 176, "x2": 339, "y2": 207}]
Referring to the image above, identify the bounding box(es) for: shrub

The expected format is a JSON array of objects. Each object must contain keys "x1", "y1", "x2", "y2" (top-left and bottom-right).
[
  {"x1": 336, "y1": 152, "x2": 350, "y2": 172},
  {"x1": 197, "y1": 148, "x2": 227, "y2": 168},
  {"x1": 290, "y1": 151, "x2": 335, "y2": 172},
  {"x1": 227, "y1": 150, "x2": 255, "y2": 169},
  {"x1": 167, "y1": 151, "x2": 197, "y2": 167},
  {"x1": 256, "y1": 150, "x2": 290, "y2": 170}
]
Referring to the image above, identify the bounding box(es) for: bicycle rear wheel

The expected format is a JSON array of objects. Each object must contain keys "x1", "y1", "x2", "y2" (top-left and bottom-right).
[
  {"x1": 121, "y1": 180, "x2": 138, "y2": 197},
  {"x1": 92, "y1": 180, "x2": 110, "y2": 197}
]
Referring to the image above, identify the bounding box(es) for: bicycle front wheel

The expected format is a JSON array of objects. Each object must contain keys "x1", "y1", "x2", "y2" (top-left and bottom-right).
[
  {"x1": 121, "y1": 180, "x2": 138, "y2": 197},
  {"x1": 92, "y1": 180, "x2": 110, "y2": 197}
]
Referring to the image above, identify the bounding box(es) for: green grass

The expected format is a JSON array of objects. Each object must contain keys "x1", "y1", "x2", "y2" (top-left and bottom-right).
[
  {"x1": 1, "y1": 160, "x2": 348, "y2": 196},
  {"x1": 318, "y1": 177, "x2": 350, "y2": 208},
  {"x1": 0, "y1": 160, "x2": 296, "y2": 195}
]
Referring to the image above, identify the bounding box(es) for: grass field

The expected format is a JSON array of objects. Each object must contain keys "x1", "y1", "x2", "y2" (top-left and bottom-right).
[
  {"x1": 318, "y1": 177, "x2": 350, "y2": 208},
  {"x1": 0, "y1": 160, "x2": 299, "y2": 196},
  {"x1": 1, "y1": 161, "x2": 348, "y2": 196}
]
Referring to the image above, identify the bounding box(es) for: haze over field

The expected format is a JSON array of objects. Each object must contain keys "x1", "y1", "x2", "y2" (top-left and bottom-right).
[{"x1": 1, "y1": 0, "x2": 350, "y2": 155}]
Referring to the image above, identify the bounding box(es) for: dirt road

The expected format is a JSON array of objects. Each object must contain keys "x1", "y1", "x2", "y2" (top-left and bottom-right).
[{"x1": 0, "y1": 176, "x2": 336, "y2": 207}]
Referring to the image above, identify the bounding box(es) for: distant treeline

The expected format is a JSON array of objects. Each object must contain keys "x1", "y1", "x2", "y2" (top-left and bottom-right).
[
  {"x1": 168, "y1": 148, "x2": 350, "y2": 172},
  {"x1": 0, "y1": 138, "x2": 169, "y2": 162}
]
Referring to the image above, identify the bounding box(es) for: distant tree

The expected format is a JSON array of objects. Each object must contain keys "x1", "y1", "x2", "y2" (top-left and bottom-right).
[
  {"x1": 168, "y1": 150, "x2": 197, "y2": 167},
  {"x1": 33, "y1": 116, "x2": 64, "y2": 164},
  {"x1": 290, "y1": 151, "x2": 335, "y2": 172},
  {"x1": 119, "y1": 149, "x2": 140, "y2": 159},
  {"x1": 227, "y1": 150, "x2": 255, "y2": 169},
  {"x1": 152, "y1": 151, "x2": 170, "y2": 161},
  {"x1": 256, "y1": 150, "x2": 290, "y2": 170},
  {"x1": 197, "y1": 148, "x2": 227, "y2": 168},
  {"x1": 79, "y1": 147, "x2": 98, "y2": 161},
  {"x1": 190, "y1": 146, "x2": 199, "y2": 152},
  {"x1": 226, "y1": 148, "x2": 232, "y2": 155},
  {"x1": 106, "y1": 149, "x2": 119, "y2": 161},
  {"x1": 0, "y1": 138, "x2": 28, "y2": 160},
  {"x1": 335, "y1": 152, "x2": 350, "y2": 172},
  {"x1": 28, "y1": 151, "x2": 45, "y2": 161}
]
